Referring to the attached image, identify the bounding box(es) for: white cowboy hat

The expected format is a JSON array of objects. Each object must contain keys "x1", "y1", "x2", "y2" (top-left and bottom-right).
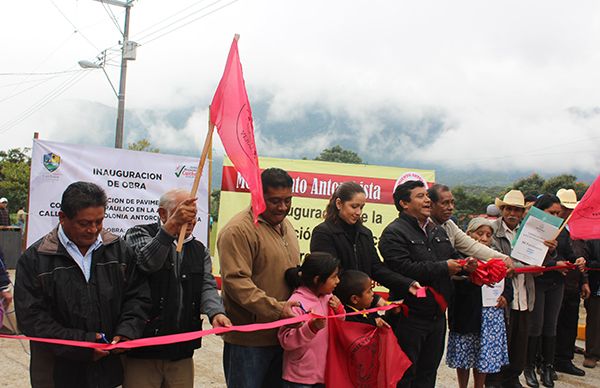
[
  {"x1": 495, "y1": 190, "x2": 525, "y2": 209},
  {"x1": 556, "y1": 188, "x2": 578, "y2": 209}
]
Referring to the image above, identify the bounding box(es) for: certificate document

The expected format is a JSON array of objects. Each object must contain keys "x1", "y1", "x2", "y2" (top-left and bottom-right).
[
  {"x1": 511, "y1": 207, "x2": 563, "y2": 266},
  {"x1": 482, "y1": 279, "x2": 505, "y2": 307}
]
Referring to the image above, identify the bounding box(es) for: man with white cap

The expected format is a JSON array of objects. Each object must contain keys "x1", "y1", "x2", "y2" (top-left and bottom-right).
[
  {"x1": 486, "y1": 190, "x2": 533, "y2": 388},
  {"x1": 0, "y1": 197, "x2": 9, "y2": 227},
  {"x1": 555, "y1": 189, "x2": 589, "y2": 376}
]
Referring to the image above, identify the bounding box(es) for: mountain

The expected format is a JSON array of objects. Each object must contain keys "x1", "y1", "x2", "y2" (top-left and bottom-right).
[{"x1": 45, "y1": 99, "x2": 597, "y2": 190}]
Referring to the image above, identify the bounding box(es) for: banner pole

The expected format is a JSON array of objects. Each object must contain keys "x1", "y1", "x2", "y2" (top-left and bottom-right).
[
  {"x1": 553, "y1": 211, "x2": 574, "y2": 240},
  {"x1": 207, "y1": 125, "x2": 213, "y2": 249},
  {"x1": 176, "y1": 109, "x2": 215, "y2": 252}
]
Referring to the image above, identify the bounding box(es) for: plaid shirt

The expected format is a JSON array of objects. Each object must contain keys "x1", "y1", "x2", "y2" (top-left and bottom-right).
[{"x1": 0, "y1": 208, "x2": 9, "y2": 226}]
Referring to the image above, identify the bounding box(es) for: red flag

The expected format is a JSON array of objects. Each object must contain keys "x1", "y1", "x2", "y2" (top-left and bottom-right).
[
  {"x1": 210, "y1": 35, "x2": 265, "y2": 223},
  {"x1": 326, "y1": 319, "x2": 411, "y2": 388},
  {"x1": 568, "y1": 175, "x2": 600, "y2": 240}
]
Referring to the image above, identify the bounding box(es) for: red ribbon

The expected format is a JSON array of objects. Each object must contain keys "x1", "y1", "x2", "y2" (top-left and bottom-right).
[
  {"x1": 513, "y1": 263, "x2": 577, "y2": 273},
  {"x1": 0, "y1": 302, "x2": 404, "y2": 350},
  {"x1": 456, "y1": 258, "x2": 507, "y2": 286},
  {"x1": 416, "y1": 286, "x2": 448, "y2": 312}
]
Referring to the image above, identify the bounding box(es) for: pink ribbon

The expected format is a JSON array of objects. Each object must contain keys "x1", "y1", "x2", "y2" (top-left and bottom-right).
[{"x1": 0, "y1": 303, "x2": 403, "y2": 350}]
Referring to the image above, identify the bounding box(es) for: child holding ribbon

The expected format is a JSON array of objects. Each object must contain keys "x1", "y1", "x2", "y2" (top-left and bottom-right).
[
  {"x1": 334, "y1": 269, "x2": 390, "y2": 327},
  {"x1": 278, "y1": 252, "x2": 342, "y2": 388},
  {"x1": 446, "y1": 217, "x2": 512, "y2": 388}
]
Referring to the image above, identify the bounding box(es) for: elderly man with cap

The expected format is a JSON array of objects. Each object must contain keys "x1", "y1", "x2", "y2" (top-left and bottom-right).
[
  {"x1": 485, "y1": 190, "x2": 534, "y2": 388},
  {"x1": 554, "y1": 189, "x2": 589, "y2": 376},
  {"x1": 0, "y1": 197, "x2": 9, "y2": 226}
]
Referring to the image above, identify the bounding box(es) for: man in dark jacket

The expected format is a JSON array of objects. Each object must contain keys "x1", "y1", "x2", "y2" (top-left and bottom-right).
[
  {"x1": 379, "y1": 180, "x2": 467, "y2": 388},
  {"x1": 14, "y1": 181, "x2": 151, "y2": 388},
  {"x1": 123, "y1": 188, "x2": 230, "y2": 388},
  {"x1": 555, "y1": 189, "x2": 589, "y2": 376}
]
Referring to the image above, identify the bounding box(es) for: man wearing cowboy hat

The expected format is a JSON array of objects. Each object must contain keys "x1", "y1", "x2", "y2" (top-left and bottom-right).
[
  {"x1": 486, "y1": 190, "x2": 534, "y2": 388},
  {"x1": 555, "y1": 188, "x2": 589, "y2": 376}
]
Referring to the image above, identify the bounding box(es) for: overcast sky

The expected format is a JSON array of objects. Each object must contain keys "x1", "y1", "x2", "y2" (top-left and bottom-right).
[{"x1": 1, "y1": 0, "x2": 599, "y2": 174}]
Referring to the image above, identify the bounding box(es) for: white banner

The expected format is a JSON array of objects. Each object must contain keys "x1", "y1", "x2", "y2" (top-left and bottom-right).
[{"x1": 27, "y1": 139, "x2": 209, "y2": 247}]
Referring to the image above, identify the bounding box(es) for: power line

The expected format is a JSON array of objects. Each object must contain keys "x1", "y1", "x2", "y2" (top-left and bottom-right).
[
  {"x1": 4, "y1": 32, "x2": 76, "y2": 97},
  {"x1": 0, "y1": 71, "x2": 84, "y2": 103},
  {"x1": 133, "y1": 0, "x2": 211, "y2": 36},
  {"x1": 0, "y1": 71, "x2": 92, "y2": 134},
  {"x1": 83, "y1": 0, "x2": 238, "y2": 67},
  {"x1": 0, "y1": 76, "x2": 68, "y2": 89},
  {"x1": 101, "y1": 0, "x2": 124, "y2": 35},
  {"x1": 441, "y1": 135, "x2": 600, "y2": 163},
  {"x1": 0, "y1": 70, "x2": 82, "y2": 76},
  {"x1": 48, "y1": 0, "x2": 101, "y2": 51},
  {"x1": 139, "y1": 0, "x2": 240, "y2": 46}
]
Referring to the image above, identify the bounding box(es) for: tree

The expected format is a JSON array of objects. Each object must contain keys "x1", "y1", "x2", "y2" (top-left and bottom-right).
[
  {"x1": 0, "y1": 148, "x2": 31, "y2": 213},
  {"x1": 541, "y1": 174, "x2": 589, "y2": 199},
  {"x1": 511, "y1": 173, "x2": 545, "y2": 197},
  {"x1": 128, "y1": 138, "x2": 159, "y2": 153},
  {"x1": 315, "y1": 145, "x2": 363, "y2": 164},
  {"x1": 451, "y1": 186, "x2": 495, "y2": 227}
]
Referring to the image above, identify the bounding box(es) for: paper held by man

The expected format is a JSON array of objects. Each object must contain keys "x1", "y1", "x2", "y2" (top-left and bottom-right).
[{"x1": 511, "y1": 206, "x2": 563, "y2": 266}]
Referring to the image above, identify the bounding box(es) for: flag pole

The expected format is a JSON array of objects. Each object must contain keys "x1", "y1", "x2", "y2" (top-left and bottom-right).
[
  {"x1": 176, "y1": 108, "x2": 215, "y2": 252},
  {"x1": 553, "y1": 211, "x2": 574, "y2": 240}
]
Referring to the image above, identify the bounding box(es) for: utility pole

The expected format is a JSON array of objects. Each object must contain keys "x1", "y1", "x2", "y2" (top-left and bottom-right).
[
  {"x1": 92, "y1": 0, "x2": 136, "y2": 149},
  {"x1": 115, "y1": 4, "x2": 131, "y2": 149}
]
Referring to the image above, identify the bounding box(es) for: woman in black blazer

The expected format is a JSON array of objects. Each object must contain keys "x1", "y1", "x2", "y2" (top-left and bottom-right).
[{"x1": 310, "y1": 181, "x2": 419, "y2": 301}]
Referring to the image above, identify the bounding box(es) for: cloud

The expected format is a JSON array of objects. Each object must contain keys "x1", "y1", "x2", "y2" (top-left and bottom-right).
[{"x1": 2, "y1": 0, "x2": 600, "y2": 175}]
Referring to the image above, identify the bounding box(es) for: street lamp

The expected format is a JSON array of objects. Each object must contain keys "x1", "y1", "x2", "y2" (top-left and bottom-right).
[
  {"x1": 78, "y1": 57, "x2": 118, "y2": 97},
  {"x1": 79, "y1": 0, "x2": 137, "y2": 149}
]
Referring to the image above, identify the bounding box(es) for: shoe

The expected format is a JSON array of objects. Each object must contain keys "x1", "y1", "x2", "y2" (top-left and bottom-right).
[
  {"x1": 540, "y1": 336, "x2": 557, "y2": 381},
  {"x1": 502, "y1": 378, "x2": 524, "y2": 388},
  {"x1": 555, "y1": 362, "x2": 585, "y2": 376},
  {"x1": 583, "y1": 357, "x2": 597, "y2": 368},
  {"x1": 524, "y1": 368, "x2": 539, "y2": 388},
  {"x1": 574, "y1": 345, "x2": 584, "y2": 355},
  {"x1": 540, "y1": 365, "x2": 554, "y2": 387}
]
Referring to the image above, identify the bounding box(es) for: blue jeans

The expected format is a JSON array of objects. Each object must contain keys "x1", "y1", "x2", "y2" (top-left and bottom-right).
[{"x1": 223, "y1": 343, "x2": 283, "y2": 388}]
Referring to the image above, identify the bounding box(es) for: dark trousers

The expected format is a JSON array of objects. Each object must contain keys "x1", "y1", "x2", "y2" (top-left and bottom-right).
[
  {"x1": 529, "y1": 280, "x2": 564, "y2": 337},
  {"x1": 393, "y1": 314, "x2": 446, "y2": 388},
  {"x1": 223, "y1": 343, "x2": 283, "y2": 388},
  {"x1": 555, "y1": 290, "x2": 581, "y2": 364},
  {"x1": 486, "y1": 309, "x2": 530, "y2": 385},
  {"x1": 585, "y1": 296, "x2": 600, "y2": 359}
]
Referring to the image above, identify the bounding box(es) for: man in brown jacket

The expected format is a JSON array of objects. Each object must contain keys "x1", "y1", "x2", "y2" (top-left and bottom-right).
[{"x1": 218, "y1": 168, "x2": 300, "y2": 388}]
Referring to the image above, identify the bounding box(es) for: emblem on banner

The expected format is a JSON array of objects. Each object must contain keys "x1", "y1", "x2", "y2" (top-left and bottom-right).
[
  {"x1": 43, "y1": 152, "x2": 61, "y2": 172},
  {"x1": 393, "y1": 172, "x2": 429, "y2": 192},
  {"x1": 174, "y1": 165, "x2": 197, "y2": 178}
]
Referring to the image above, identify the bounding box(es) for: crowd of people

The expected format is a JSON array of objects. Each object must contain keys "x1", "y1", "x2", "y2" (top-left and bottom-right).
[{"x1": 4, "y1": 168, "x2": 600, "y2": 388}]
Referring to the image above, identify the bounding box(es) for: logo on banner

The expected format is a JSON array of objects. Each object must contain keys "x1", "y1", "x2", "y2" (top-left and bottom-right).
[
  {"x1": 393, "y1": 172, "x2": 428, "y2": 192},
  {"x1": 174, "y1": 165, "x2": 197, "y2": 178},
  {"x1": 43, "y1": 152, "x2": 61, "y2": 172}
]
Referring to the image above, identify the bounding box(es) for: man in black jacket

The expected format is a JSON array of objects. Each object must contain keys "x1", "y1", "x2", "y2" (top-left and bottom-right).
[
  {"x1": 379, "y1": 180, "x2": 467, "y2": 388},
  {"x1": 123, "y1": 188, "x2": 230, "y2": 388},
  {"x1": 554, "y1": 190, "x2": 589, "y2": 376},
  {"x1": 14, "y1": 181, "x2": 151, "y2": 388}
]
